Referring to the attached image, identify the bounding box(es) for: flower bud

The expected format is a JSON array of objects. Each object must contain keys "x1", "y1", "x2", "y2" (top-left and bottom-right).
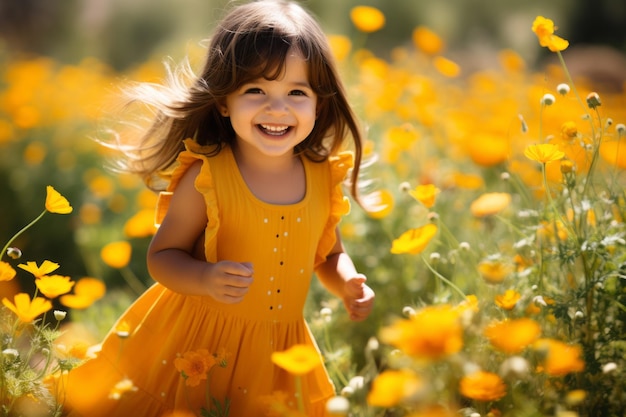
[
  {"x1": 556, "y1": 83, "x2": 570, "y2": 95},
  {"x1": 602, "y1": 362, "x2": 617, "y2": 374},
  {"x1": 616, "y1": 123, "x2": 626, "y2": 135},
  {"x1": 560, "y1": 159, "x2": 574, "y2": 174},
  {"x1": 541, "y1": 93, "x2": 556, "y2": 106},
  {"x1": 586, "y1": 92, "x2": 601, "y2": 109},
  {"x1": 399, "y1": 181, "x2": 411, "y2": 192},
  {"x1": 320, "y1": 307, "x2": 333, "y2": 322},
  {"x1": 402, "y1": 306, "x2": 416, "y2": 317},
  {"x1": 326, "y1": 396, "x2": 350, "y2": 416},
  {"x1": 54, "y1": 310, "x2": 67, "y2": 321},
  {"x1": 459, "y1": 242, "x2": 471, "y2": 251},
  {"x1": 6, "y1": 247, "x2": 22, "y2": 260},
  {"x1": 2, "y1": 348, "x2": 19, "y2": 360}
]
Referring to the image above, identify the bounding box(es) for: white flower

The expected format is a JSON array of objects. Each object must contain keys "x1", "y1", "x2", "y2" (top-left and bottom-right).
[
  {"x1": 326, "y1": 396, "x2": 350, "y2": 414},
  {"x1": 541, "y1": 93, "x2": 556, "y2": 106},
  {"x1": 557, "y1": 83, "x2": 570, "y2": 95}
]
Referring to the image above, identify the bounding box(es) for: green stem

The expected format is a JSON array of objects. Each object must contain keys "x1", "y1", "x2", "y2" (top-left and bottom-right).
[
  {"x1": 295, "y1": 375, "x2": 305, "y2": 414},
  {"x1": 0, "y1": 209, "x2": 47, "y2": 261},
  {"x1": 421, "y1": 255, "x2": 466, "y2": 299},
  {"x1": 120, "y1": 266, "x2": 146, "y2": 296}
]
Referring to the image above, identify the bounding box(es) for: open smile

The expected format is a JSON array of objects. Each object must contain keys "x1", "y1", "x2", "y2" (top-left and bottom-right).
[{"x1": 258, "y1": 124, "x2": 291, "y2": 136}]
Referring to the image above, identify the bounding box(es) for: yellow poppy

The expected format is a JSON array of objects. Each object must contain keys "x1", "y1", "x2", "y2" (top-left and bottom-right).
[
  {"x1": 494, "y1": 289, "x2": 521, "y2": 310},
  {"x1": 35, "y1": 275, "x2": 75, "y2": 298},
  {"x1": 350, "y1": 6, "x2": 385, "y2": 33},
  {"x1": 534, "y1": 338, "x2": 585, "y2": 376},
  {"x1": 531, "y1": 16, "x2": 569, "y2": 52},
  {"x1": 380, "y1": 304, "x2": 463, "y2": 360},
  {"x1": 362, "y1": 189, "x2": 395, "y2": 219},
  {"x1": 478, "y1": 258, "x2": 513, "y2": 284},
  {"x1": 459, "y1": 371, "x2": 507, "y2": 401},
  {"x1": 484, "y1": 318, "x2": 541, "y2": 353},
  {"x1": 2, "y1": 293, "x2": 52, "y2": 323},
  {"x1": 498, "y1": 49, "x2": 525, "y2": 73},
  {"x1": 124, "y1": 209, "x2": 158, "y2": 238},
  {"x1": 18, "y1": 260, "x2": 60, "y2": 278},
  {"x1": 366, "y1": 369, "x2": 423, "y2": 408},
  {"x1": 433, "y1": 56, "x2": 460, "y2": 78},
  {"x1": 327, "y1": 35, "x2": 352, "y2": 62},
  {"x1": 524, "y1": 143, "x2": 565, "y2": 164},
  {"x1": 174, "y1": 349, "x2": 216, "y2": 387},
  {"x1": 101, "y1": 241, "x2": 132, "y2": 269},
  {"x1": 412, "y1": 26, "x2": 445, "y2": 55},
  {"x1": 467, "y1": 133, "x2": 510, "y2": 167},
  {"x1": 560, "y1": 121, "x2": 578, "y2": 140},
  {"x1": 390, "y1": 224, "x2": 438, "y2": 255},
  {"x1": 45, "y1": 185, "x2": 73, "y2": 214},
  {"x1": 0, "y1": 261, "x2": 17, "y2": 282},
  {"x1": 409, "y1": 184, "x2": 440, "y2": 208},
  {"x1": 271, "y1": 344, "x2": 322, "y2": 375},
  {"x1": 470, "y1": 193, "x2": 511, "y2": 218},
  {"x1": 60, "y1": 277, "x2": 105, "y2": 309}
]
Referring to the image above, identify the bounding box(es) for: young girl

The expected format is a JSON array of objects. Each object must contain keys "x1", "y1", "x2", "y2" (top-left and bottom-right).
[{"x1": 62, "y1": 1, "x2": 374, "y2": 416}]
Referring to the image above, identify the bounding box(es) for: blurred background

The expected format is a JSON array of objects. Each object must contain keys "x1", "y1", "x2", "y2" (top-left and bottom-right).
[{"x1": 1, "y1": 0, "x2": 625, "y2": 71}]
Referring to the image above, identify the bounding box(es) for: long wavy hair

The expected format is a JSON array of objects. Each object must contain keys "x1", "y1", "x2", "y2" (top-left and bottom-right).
[{"x1": 114, "y1": 0, "x2": 363, "y2": 200}]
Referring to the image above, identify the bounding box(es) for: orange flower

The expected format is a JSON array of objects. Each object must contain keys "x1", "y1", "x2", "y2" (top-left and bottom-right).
[
  {"x1": 327, "y1": 35, "x2": 352, "y2": 62},
  {"x1": 433, "y1": 56, "x2": 460, "y2": 78},
  {"x1": 484, "y1": 318, "x2": 541, "y2": 353},
  {"x1": 350, "y1": 6, "x2": 385, "y2": 33},
  {"x1": 478, "y1": 259, "x2": 513, "y2": 284},
  {"x1": 390, "y1": 224, "x2": 437, "y2": 255},
  {"x1": 412, "y1": 26, "x2": 445, "y2": 55},
  {"x1": 2, "y1": 293, "x2": 52, "y2": 323},
  {"x1": 45, "y1": 185, "x2": 73, "y2": 214},
  {"x1": 409, "y1": 184, "x2": 440, "y2": 208},
  {"x1": 470, "y1": 193, "x2": 511, "y2": 218},
  {"x1": 35, "y1": 275, "x2": 75, "y2": 298},
  {"x1": 367, "y1": 369, "x2": 423, "y2": 408},
  {"x1": 494, "y1": 289, "x2": 521, "y2": 310},
  {"x1": 534, "y1": 338, "x2": 585, "y2": 376},
  {"x1": 531, "y1": 16, "x2": 569, "y2": 52},
  {"x1": 271, "y1": 344, "x2": 322, "y2": 375},
  {"x1": 524, "y1": 143, "x2": 565, "y2": 164},
  {"x1": 459, "y1": 371, "x2": 506, "y2": 401},
  {"x1": 380, "y1": 304, "x2": 463, "y2": 360},
  {"x1": 60, "y1": 277, "x2": 106, "y2": 309},
  {"x1": 100, "y1": 241, "x2": 132, "y2": 269},
  {"x1": 174, "y1": 349, "x2": 216, "y2": 387},
  {"x1": 362, "y1": 189, "x2": 394, "y2": 219},
  {"x1": 18, "y1": 260, "x2": 60, "y2": 278},
  {"x1": 0, "y1": 261, "x2": 17, "y2": 282}
]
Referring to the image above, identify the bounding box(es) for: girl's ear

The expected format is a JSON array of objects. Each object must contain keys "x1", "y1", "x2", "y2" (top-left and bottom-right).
[{"x1": 218, "y1": 102, "x2": 229, "y2": 117}]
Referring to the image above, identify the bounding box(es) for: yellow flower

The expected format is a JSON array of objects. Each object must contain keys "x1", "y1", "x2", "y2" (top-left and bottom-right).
[
  {"x1": 467, "y1": 133, "x2": 510, "y2": 167},
  {"x1": 380, "y1": 304, "x2": 463, "y2": 360},
  {"x1": 531, "y1": 16, "x2": 569, "y2": 52},
  {"x1": 350, "y1": 6, "x2": 385, "y2": 33},
  {"x1": 35, "y1": 275, "x2": 75, "y2": 298},
  {"x1": 408, "y1": 184, "x2": 440, "y2": 208},
  {"x1": 459, "y1": 371, "x2": 507, "y2": 401},
  {"x1": 560, "y1": 121, "x2": 578, "y2": 140},
  {"x1": 271, "y1": 344, "x2": 322, "y2": 375},
  {"x1": 327, "y1": 35, "x2": 352, "y2": 62},
  {"x1": 494, "y1": 289, "x2": 521, "y2": 310},
  {"x1": 100, "y1": 241, "x2": 132, "y2": 269},
  {"x1": 18, "y1": 260, "x2": 60, "y2": 278},
  {"x1": 60, "y1": 277, "x2": 106, "y2": 309},
  {"x1": 524, "y1": 143, "x2": 565, "y2": 164},
  {"x1": 362, "y1": 189, "x2": 394, "y2": 219},
  {"x1": 534, "y1": 338, "x2": 585, "y2": 376},
  {"x1": 124, "y1": 209, "x2": 157, "y2": 238},
  {"x1": 484, "y1": 318, "x2": 542, "y2": 353},
  {"x1": 174, "y1": 349, "x2": 216, "y2": 387},
  {"x1": 45, "y1": 185, "x2": 73, "y2": 214},
  {"x1": 367, "y1": 369, "x2": 423, "y2": 408},
  {"x1": 478, "y1": 258, "x2": 513, "y2": 284},
  {"x1": 391, "y1": 224, "x2": 437, "y2": 255},
  {"x1": 2, "y1": 293, "x2": 52, "y2": 323},
  {"x1": 470, "y1": 193, "x2": 511, "y2": 217},
  {"x1": 433, "y1": 56, "x2": 460, "y2": 78},
  {"x1": 412, "y1": 26, "x2": 445, "y2": 55},
  {"x1": 0, "y1": 261, "x2": 17, "y2": 281}
]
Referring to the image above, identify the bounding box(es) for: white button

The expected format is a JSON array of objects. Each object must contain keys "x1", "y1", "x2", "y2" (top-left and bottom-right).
[
  {"x1": 283, "y1": 232, "x2": 288, "y2": 236},
  {"x1": 264, "y1": 218, "x2": 269, "y2": 223},
  {"x1": 267, "y1": 290, "x2": 271, "y2": 295}
]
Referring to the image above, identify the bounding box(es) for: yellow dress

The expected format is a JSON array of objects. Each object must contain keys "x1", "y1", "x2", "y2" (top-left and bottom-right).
[{"x1": 62, "y1": 140, "x2": 352, "y2": 417}]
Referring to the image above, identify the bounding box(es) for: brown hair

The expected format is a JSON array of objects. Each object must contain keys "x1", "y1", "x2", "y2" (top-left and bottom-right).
[{"x1": 116, "y1": 0, "x2": 363, "y2": 200}]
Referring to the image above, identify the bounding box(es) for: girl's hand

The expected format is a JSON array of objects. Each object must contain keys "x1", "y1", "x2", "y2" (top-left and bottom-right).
[
  {"x1": 343, "y1": 274, "x2": 375, "y2": 322},
  {"x1": 204, "y1": 261, "x2": 254, "y2": 304}
]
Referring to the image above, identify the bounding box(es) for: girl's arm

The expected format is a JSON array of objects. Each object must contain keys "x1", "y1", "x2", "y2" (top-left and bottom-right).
[
  {"x1": 147, "y1": 160, "x2": 254, "y2": 303},
  {"x1": 315, "y1": 228, "x2": 375, "y2": 321}
]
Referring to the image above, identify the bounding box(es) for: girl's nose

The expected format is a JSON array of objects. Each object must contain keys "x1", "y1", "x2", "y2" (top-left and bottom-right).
[{"x1": 265, "y1": 96, "x2": 288, "y2": 114}]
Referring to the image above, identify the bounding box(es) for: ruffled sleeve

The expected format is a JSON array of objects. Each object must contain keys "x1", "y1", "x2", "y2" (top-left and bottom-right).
[
  {"x1": 314, "y1": 151, "x2": 353, "y2": 268},
  {"x1": 154, "y1": 139, "x2": 220, "y2": 261}
]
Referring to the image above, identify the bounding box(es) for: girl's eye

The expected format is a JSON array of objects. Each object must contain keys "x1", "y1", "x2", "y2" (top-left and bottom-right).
[
  {"x1": 244, "y1": 88, "x2": 263, "y2": 94},
  {"x1": 289, "y1": 90, "x2": 307, "y2": 96}
]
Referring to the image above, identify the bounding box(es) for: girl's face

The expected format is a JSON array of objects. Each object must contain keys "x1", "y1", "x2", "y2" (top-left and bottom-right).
[{"x1": 222, "y1": 50, "x2": 317, "y2": 159}]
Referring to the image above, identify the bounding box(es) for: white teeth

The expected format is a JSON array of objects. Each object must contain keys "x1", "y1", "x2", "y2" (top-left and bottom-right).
[{"x1": 260, "y1": 124, "x2": 289, "y2": 133}]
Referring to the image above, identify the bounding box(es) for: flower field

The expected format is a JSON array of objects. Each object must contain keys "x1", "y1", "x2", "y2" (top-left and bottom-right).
[{"x1": 1, "y1": 8, "x2": 625, "y2": 417}]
